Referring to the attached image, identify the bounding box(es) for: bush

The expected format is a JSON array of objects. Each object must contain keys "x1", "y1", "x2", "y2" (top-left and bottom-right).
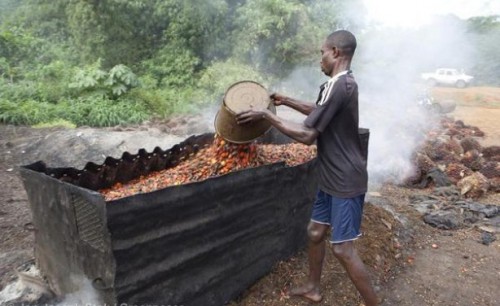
[
  {"x1": 129, "y1": 86, "x2": 204, "y2": 118},
  {"x1": 0, "y1": 96, "x2": 150, "y2": 127},
  {"x1": 0, "y1": 60, "x2": 74, "y2": 103},
  {"x1": 69, "y1": 60, "x2": 139, "y2": 99},
  {"x1": 0, "y1": 99, "x2": 56, "y2": 125},
  {"x1": 57, "y1": 96, "x2": 150, "y2": 127},
  {"x1": 199, "y1": 59, "x2": 272, "y2": 102},
  {"x1": 33, "y1": 119, "x2": 76, "y2": 129}
]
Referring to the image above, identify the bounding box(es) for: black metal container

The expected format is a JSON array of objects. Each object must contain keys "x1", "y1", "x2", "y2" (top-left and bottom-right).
[{"x1": 20, "y1": 132, "x2": 318, "y2": 305}]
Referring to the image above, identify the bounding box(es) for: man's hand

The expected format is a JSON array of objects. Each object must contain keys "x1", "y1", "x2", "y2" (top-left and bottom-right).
[
  {"x1": 236, "y1": 109, "x2": 269, "y2": 125},
  {"x1": 270, "y1": 93, "x2": 289, "y2": 106}
]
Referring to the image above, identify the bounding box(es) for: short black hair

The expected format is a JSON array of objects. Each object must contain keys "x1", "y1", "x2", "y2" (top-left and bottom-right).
[{"x1": 326, "y1": 30, "x2": 357, "y2": 56}]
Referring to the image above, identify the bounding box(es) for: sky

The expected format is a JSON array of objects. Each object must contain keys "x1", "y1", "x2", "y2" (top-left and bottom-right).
[{"x1": 363, "y1": 0, "x2": 500, "y2": 28}]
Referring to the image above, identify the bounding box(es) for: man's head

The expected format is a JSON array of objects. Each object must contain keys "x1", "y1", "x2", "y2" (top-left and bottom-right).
[{"x1": 320, "y1": 30, "x2": 357, "y2": 77}]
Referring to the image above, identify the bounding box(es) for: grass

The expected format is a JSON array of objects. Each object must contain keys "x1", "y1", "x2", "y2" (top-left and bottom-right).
[{"x1": 32, "y1": 119, "x2": 77, "y2": 129}]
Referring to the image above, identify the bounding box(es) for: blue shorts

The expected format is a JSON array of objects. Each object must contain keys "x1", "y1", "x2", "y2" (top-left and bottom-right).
[{"x1": 310, "y1": 190, "x2": 365, "y2": 244}]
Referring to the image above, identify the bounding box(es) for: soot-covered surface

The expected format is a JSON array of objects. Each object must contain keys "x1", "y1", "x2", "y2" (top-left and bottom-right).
[{"x1": 20, "y1": 132, "x2": 318, "y2": 305}]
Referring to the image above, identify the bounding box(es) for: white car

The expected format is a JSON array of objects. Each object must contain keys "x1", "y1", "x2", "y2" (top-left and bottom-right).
[{"x1": 421, "y1": 68, "x2": 474, "y2": 88}]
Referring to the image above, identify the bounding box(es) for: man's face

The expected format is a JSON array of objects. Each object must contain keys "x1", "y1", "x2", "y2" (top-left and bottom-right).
[{"x1": 320, "y1": 42, "x2": 335, "y2": 76}]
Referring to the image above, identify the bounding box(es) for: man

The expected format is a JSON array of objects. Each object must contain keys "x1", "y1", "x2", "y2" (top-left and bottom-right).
[{"x1": 236, "y1": 30, "x2": 378, "y2": 306}]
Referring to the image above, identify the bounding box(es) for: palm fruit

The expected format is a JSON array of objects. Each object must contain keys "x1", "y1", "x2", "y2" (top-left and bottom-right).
[
  {"x1": 460, "y1": 149, "x2": 484, "y2": 171},
  {"x1": 457, "y1": 172, "x2": 490, "y2": 199},
  {"x1": 425, "y1": 138, "x2": 461, "y2": 165},
  {"x1": 460, "y1": 137, "x2": 482, "y2": 153},
  {"x1": 445, "y1": 127, "x2": 461, "y2": 137},
  {"x1": 482, "y1": 145, "x2": 500, "y2": 160},
  {"x1": 445, "y1": 163, "x2": 473, "y2": 184},
  {"x1": 446, "y1": 137, "x2": 464, "y2": 155},
  {"x1": 469, "y1": 126, "x2": 485, "y2": 137},
  {"x1": 415, "y1": 152, "x2": 436, "y2": 174},
  {"x1": 488, "y1": 177, "x2": 500, "y2": 193},
  {"x1": 424, "y1": 139, "x2": 447, "y2": 161},
  {"x1": 454, "y1": 120, "x2": 466, "y2": 128},
  {"x1": 403, "y1": 167, "x2": 423, "y2": 187},
  {"x1": 440, "y1": 117, "x2": 455, "y2": 129},
  {"x1": 479, "y1": 161, "x2": 500, "y2": 179}
]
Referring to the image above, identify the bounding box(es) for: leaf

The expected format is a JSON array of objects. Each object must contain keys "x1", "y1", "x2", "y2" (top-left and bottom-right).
[{"x1": 112, "y1": 84, "x2": 127, "y2": 96}]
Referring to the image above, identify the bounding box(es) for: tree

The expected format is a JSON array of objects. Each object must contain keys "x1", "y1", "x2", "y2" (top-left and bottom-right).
[{"x1": 466, "y1": 16, "x2": 500, "y2": 85}]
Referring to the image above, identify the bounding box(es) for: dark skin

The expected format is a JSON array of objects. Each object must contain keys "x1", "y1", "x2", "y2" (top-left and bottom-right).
[{"x1": 236, "y1": 39, "x2": 378, "y2": 306}]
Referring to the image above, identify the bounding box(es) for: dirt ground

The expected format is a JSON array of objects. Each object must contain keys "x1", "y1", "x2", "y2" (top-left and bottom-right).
[
  {"x1": 0, "y1": 88, "x2": 499, "y2": 305},
  {"x1": 451, "y1": 106, "x2": 500, "y2": 147}
]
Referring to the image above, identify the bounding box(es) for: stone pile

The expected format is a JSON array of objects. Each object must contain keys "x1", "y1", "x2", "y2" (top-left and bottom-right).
[{"x1": 408, "y1": 186, "x2": 499, "y2": 244}]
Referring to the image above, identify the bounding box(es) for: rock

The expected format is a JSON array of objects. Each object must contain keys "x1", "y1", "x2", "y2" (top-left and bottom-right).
[
  {"x1": 420, "y1": 168, "x2": 452, "y2": 188},
  {"x1": 463, "y1": 202, "x2": 499, "y2": 218},
  {"x1": 409, "y1": 194, "x2": 437, "y2": 203},
  {"x1": 480, "y1": 232, "x2": 496, "y2": 246},
  {"x1": 20, "y1": 128, "x2": 186, "y2": 169},
  {"x1": 432, "y1": 186, "x2": 460, "y2": 200},
  {"x1": 463, "y1": 211, "x2": 481, "y2": 224},
  {"x1": 423, "y1": 211, "x2": 462, "y2": 230},
  {"x1": 409, "y1": 198, "x2": 441, "y2": 215},
  {"x1": 477, "y1": 225, "x2": 498, "y2": 234}
]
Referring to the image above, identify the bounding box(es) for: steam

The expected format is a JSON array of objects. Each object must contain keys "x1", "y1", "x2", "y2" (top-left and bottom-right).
[{"x1": 269, "y1": 1, "x2": 485, "y2": 188}]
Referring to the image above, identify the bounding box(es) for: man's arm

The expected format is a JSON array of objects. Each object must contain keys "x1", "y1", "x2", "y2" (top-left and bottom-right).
[
  {"x1": 271, "y1": 93, "x2": 316, "y2": 116},
  {"x1": 236, "y1": 109, "x2": 319, "y2": 145}
]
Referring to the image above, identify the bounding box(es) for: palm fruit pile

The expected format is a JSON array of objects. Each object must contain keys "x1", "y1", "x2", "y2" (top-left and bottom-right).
[
  {"x1": 440, "y1": 117, "x2": 485, "y2": 138},
  {"x1": 408, "y1": 117, "x2": 499, "y2": 198},
  {"x1": 101, "y1": 135, "x2": 316, "y2": 201}
]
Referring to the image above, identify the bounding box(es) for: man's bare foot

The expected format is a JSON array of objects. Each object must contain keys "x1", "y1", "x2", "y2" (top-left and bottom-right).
[{"x1": 286, "y1": 283, "x2": 323, "y2": 303}]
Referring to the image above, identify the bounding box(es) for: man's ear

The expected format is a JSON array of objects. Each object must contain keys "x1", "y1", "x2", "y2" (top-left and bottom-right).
[{"x1": 332, "y1": 46, "x2": 340, "y2": 58}]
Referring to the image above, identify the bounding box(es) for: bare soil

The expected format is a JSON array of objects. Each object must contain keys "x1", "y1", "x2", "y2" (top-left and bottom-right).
[
  {"x1": 0, "y1": 88, "x2": 499, "y2": 305},
  {"x1": 451, "y1": 106, "x2": 500, "y2": 147},
  {"x1": 432, "y1": 86, "x2": 500, "y2": 108}
]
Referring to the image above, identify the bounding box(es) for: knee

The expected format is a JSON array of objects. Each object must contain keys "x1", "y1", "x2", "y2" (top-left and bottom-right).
[
  {"x1": 331, "y1": 243, "x2": 354, "y2": 261},
  {"x1": 307, "y1": 223, "x2": 327, "y2": 243}
]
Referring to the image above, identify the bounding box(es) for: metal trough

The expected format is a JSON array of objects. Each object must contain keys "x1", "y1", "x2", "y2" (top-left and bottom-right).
[{"x1": 20, "y1": 132, "x2": 318, "y2": 305}]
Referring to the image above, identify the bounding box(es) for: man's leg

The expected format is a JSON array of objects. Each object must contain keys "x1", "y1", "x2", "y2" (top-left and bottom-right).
[
  {"x1": 288, "y1": 221, "x2": 329, "y2": 302},
  {"x1": 332, "y1": 241, "x2": 378, "y2": 306}
]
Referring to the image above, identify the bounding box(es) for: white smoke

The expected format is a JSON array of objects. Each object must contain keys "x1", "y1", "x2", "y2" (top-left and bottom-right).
[
  {"x1": 0, "y1": 267, "x2": 100, "y2": 306},
  {"x1": 269, "y1": 0, "x2": 484, "y2": 188},
  {"x1": 55, "y1": 276, "x2": 102, "y2": 306},
  {"x1": 355, "y1": 4, "x2": 476, "y2": 187}
]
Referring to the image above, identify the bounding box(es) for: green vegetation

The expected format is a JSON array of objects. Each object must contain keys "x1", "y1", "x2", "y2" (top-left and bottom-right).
[
  {"x1": 33, "y1": 119, "x2": 77, "y2": 129},
  {"x1": 0, "y1": 0, "x2": 498, "y2": 127}
]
